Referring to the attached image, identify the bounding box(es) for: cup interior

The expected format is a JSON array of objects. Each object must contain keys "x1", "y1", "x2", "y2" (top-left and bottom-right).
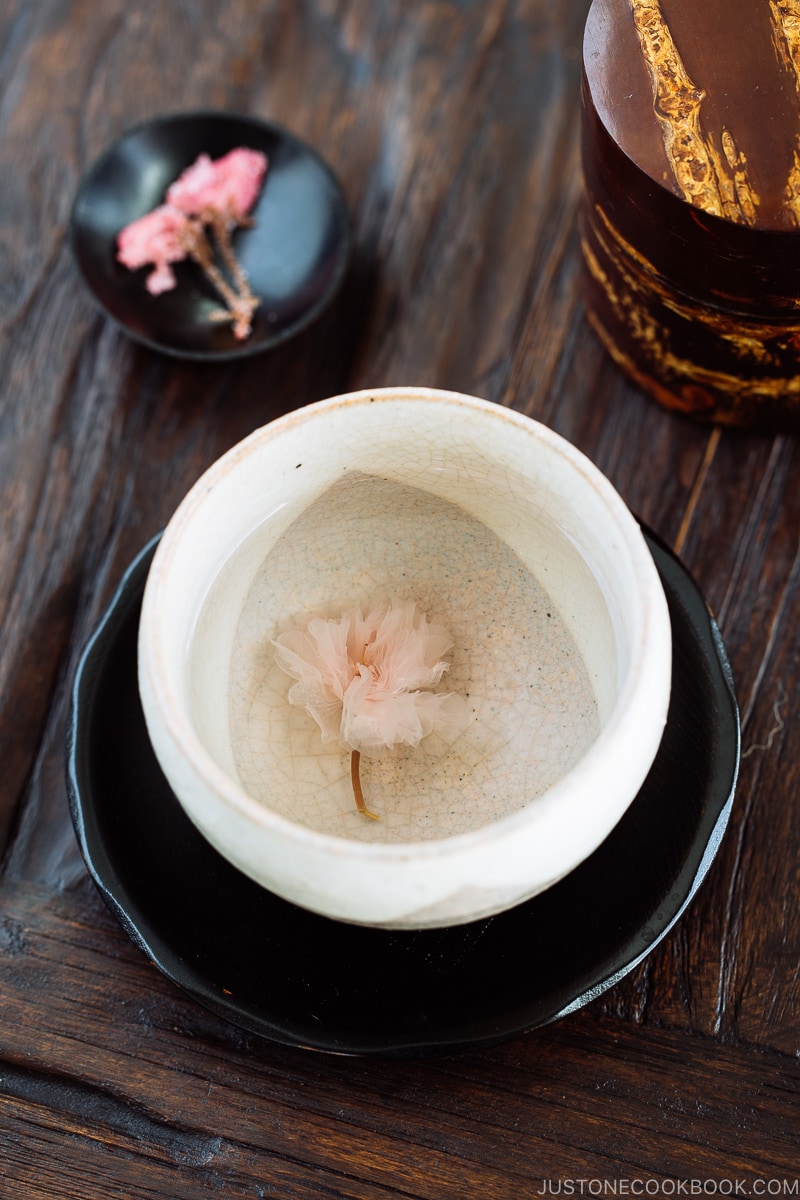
[{"x1": 150, "y1": 391, "x2": 651, "y2": 846}]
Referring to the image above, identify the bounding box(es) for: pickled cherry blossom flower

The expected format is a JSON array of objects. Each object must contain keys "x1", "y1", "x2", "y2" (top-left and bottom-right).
[
  {"x1": 273, "y1": 603, "x2": 470, "y2": 819},
  {"x1": 166, "y1": 148, "x2": 267, "y2": 218},
  {"x1": 116, "y1": 148, "x2": 268, "y2": 339},
  {"x1": 116, "y1": 204, "x2": 190, "y2": 295}
]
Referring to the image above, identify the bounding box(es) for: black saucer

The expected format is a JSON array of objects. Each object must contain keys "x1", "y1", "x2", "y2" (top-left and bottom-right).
[
  {"x1": 66, "y1": 532, "x2": 739, "y2": 1056},
  {"x1": 70, "y1": 111, "x2": 352, "y2": 360}
]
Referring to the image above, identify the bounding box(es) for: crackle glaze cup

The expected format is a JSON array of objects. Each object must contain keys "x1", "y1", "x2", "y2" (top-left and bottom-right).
[{"x1": 138, "y1": 387, "x2": 672, "y2": 928}]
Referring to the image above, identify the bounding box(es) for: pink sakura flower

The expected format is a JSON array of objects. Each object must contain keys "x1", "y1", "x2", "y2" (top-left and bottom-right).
[
  {"x1": 167, "y1": 148, "x2": 267, "y2": 218},
  {"x1": 116, "y1": 204, "x2": 190, "y2": 295},
  {"x1": 273, "y1": 603, "x2": 469, "y2": 819},
  {"x1": 116, "y1": 148, "x2": 268, "y2": 339}
]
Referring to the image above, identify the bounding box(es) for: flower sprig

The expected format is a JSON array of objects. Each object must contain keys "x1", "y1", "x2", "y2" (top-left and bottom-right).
[
  {"x1": 116, "y1": 148, "x2": 268, "y2": 340},
  {"x1": 273, "y1": 603, "x2": 469, "y2": 819}
]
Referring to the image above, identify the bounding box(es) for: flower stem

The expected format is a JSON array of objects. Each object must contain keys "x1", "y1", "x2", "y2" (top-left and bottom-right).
[
  {"x1": 180, "y1": 218, "x2": 259, "y2": 340},
  {"x1": 350, "y1": 750, "x2": 379, "y2": 820},
  {"x1": 210, "y1": 207, "x2": 257, "y2": 303}
]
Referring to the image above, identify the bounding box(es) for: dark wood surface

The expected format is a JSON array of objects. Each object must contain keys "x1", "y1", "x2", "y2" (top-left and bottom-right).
[{"x1": 1, "y1": 1, "x2": 798, "y2": 1194}]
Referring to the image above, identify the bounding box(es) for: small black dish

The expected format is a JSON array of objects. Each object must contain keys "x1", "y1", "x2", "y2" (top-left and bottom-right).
[
  {"x1": 70, "y1": 111, "x2": 352, "y2": 360},
  {"x1": 66, "y1": 532, "x2": 739, "y2": 1057}
]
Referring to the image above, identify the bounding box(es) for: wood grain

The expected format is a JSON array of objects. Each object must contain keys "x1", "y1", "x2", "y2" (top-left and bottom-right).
[
  {"x1": 0, "y1": 0, "x2": 798, "y2": 1195},
  {"x1": 2, "y1": 881, "x2": 799, "y2": 1194}
]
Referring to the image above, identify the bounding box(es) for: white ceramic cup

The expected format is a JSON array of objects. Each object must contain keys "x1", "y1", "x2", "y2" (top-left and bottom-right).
[{"x1": 138, "y1": 387, "x2": 672, "y2": 928}]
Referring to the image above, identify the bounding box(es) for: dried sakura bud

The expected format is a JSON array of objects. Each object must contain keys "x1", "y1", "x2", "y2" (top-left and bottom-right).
[
  {"x1": 166, "y1": 148, "x2": 268, "y2": 218},
  {"x1": 116, "y1": 204, "x2": 190, "y2": 294},
  {"x1": 116, "y1": 148, "x2": 268, "y2": 340}
]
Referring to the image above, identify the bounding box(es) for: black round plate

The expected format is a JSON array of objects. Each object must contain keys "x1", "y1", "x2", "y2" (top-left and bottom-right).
[
  {"x1": 70, "y1": 111, "x2": 352, "y2": 360},
  {"x1": 66, "y1": 532, "x2": 739, "y2": 1056}
]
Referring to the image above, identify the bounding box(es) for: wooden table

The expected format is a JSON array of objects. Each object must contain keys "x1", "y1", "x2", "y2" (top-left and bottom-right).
[{"x1": 1, "y1": 1, "x2": 798, "y2": 1194}]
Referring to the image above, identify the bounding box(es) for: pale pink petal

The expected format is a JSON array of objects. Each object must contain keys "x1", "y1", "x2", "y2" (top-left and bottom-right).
[
  {"x1": 365, "y1": 603, "x2": 453, "y2": 692},
  {"x1": 415, "y1": 690, "x2": 472, "y2": 742},
  {"x1": 343, "y1": 694, "x2": 423, "y2": 755},
  {"x1": 287, "y1": 681, "x2": 343, "y2": 744},
  {"x1": 273, "y1": 620, "x2": 352, "y2": 743},
  {"x1": 273, "y1": 603, "x2": 470, "y2": 755},
  {"x1": 341, "y1": 672, "x2": 469, "y2": 757},
  {"x1": 166, "y1": 148, "x2": 267, "y2": 217}
]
